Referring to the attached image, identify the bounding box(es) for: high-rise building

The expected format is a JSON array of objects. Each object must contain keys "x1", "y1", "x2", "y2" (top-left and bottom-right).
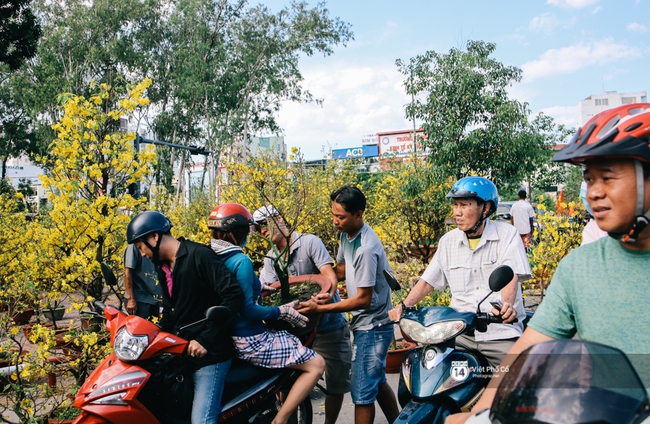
[{"x1": 577, "y1": 90, "x2": 647, "y2": 126}]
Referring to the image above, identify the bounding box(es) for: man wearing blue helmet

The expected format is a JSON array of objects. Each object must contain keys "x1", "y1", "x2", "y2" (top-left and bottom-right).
[{"x1": 388, "y1": 176, "x2": 531, "y2": 368}]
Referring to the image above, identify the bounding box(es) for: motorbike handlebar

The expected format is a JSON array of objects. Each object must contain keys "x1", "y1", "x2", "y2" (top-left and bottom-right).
[
  {"x1": 92, "y1": 300, "x2": 106, "y2": 314},
  {"x1": 485, "y1": 314, "x2": 518, "y2": 324},
  {"x1": 375, "y1": 317, "x2": 398, "y2": 328}
]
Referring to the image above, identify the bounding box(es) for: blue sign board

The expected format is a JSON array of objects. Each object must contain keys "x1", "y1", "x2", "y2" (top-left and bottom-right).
[{"x1": 331, "y1": 145, "x2": 379, "y2": 159}]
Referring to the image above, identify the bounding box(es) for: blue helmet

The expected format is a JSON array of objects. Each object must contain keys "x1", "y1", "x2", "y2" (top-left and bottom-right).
[{"x1": 447, "y1": 176, "x2": 499, "y2": 217}]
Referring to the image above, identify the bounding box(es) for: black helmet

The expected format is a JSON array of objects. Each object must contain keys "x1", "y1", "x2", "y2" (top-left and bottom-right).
[{"x1": 126, "y1": 211, "x2": 172, "y2": 244}]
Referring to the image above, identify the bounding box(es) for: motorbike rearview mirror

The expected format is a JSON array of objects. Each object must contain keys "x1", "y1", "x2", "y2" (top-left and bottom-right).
[
  {"x1": 101, "y1": 262, "x2": 118, "y2": 287},
  {"x1": 383, "y1": 269, "x2": 415, "y2": 313},
  {"x1": 383, "y1": 269, "x2": 401, "y2": 292},
  {"x1": 477, "y1": 265, "x2": 515, "y2": 314},
  {"x1": 488, "y1": 265, "x2": 514, "y2": 292},
  {"x1": 205, "y1": 305, "x2": 231, "y2": 322}
]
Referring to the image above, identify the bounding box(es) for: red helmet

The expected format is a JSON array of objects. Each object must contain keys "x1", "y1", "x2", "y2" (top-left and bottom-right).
[
  {"x1": 207, "y1": 203, "x2": 253, "y2": 232},
  {"x1": 552, "y1": 103, "x2": 650, "y2": 164},
  {"x1": 553, "y1": 103, "x2": 650, "y2": 243}
]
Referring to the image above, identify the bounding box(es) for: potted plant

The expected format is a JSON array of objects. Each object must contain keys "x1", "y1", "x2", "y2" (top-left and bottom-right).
[
  {"x1": 40, "y1": 292, "x2": 70, "y2": 327},
  {"x1": 262, "y1": 274, "x2": 331, "y2": 335},
  {"x1": 45, "y1": 404, "x2": 81, "y2": 423},
  {"x1": 386, "y1": 338, "x2": 417, "y2": 374}
]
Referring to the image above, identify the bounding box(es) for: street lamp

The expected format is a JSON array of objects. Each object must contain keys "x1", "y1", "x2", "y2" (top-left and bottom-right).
[{"x1": 129, "y1": 133, "x2": 212, "y2": 198}]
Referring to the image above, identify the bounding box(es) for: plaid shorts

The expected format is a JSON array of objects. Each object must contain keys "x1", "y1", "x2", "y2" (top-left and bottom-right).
[{"x1": 233, "y1": 330, "x2": 317, "y2": 368}]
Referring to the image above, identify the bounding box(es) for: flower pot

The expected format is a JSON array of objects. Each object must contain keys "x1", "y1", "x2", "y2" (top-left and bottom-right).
[
  {"x1": 11, "y1": 307, "x2": 35, "y2": 325},
  {"x1": 43, "y1": 307, "x2": 66, "y2": 322},
  {"x1": 22, "y1": 322, "x2": 72, "y2": 341},
  {"x1": 385, "y1": 341, "x2": 417, "y2": 374},
  {"x1": 264, "y1": 274, "x2": 331, "y2": 336},
  {"x1": 80, "y1": 315, "x2": 103, "y2": 332}
]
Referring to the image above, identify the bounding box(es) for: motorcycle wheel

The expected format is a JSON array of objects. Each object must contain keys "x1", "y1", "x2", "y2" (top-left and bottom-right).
[{"x1": 254, "y1": 393, "x2": 313, "y2": 424}]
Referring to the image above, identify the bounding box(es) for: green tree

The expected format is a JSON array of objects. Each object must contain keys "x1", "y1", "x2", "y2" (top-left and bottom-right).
[
  {"x1": 0, "y1": 83, "x2": 36, "y2": 179},
  {"x1": 144, "y1": 0, "x2": 353, "y2": 194},
  {"x1": 0, "y1": 0, "x2": 41, "y2": 70},
  {"x1": 397, "y1": 40, "x2": 551, "y2": 188},
  {"x1": 366, "y1": 157, "x2": 452, "y2": 263}
]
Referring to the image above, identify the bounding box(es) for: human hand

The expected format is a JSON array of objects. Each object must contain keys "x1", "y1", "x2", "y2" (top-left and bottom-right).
[
  {"x1": 492, "y1": 301, "x2": 516, "y2": 324},
  {"x1": 388, "y1": 305, "x2": 402, "y2": 322},
  {"x1": 313, "y1": 291, "x2": 332, "y2": 305},
  {"x1": 261, "y1": 283, "x2": 277, "y2": 292},
  {"x1": 278, "y1": 301, "x2": 309, "y2": 328},
  {"x1": 126, "y1": 298, "x2": 137, "y2": 315},
  {"x1": 296, "y1": 298, "x2": 318, "y2": 315},
  {"x1": 187, "y1": 340, "x2": 207, "y2": 358}
]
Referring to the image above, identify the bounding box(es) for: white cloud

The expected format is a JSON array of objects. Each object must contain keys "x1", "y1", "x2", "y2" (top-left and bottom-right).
[
  {"x1": 547, "y1": 0, "x2": 600, "y2": 8},
  {"x1": 528, "y1": 13, "x2": 558, "y2": 31},
  {"x1": 539, "y1": 105, "x2": 579, "y2": 127},
  {"x1": 275, "y1": 66, "x2": 412, "y2": 160},
  {"x1": 627, "y1": 22, "x2": 649, "y2": 33},
  {"x1": 520, "y1": 39, "x2": 641, "y2": 82}
]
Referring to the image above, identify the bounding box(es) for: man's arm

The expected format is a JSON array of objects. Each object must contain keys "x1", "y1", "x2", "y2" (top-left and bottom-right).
[
  {"x1": 445, "y1": 327, "x2": 554, "y2": 423},
  {"x1": 316, "y1": 263, "x2": 338, "y2": 302},
  {"x1": 298, "y1": 285, "x2": 374, "y2": 314},
  {"x1": 333, "y1": 262, "x2": 345, "y2": 281},
  {"x1": 124, "y1": 267, "x2": 138, "y2": 315},
  {"x1": 496, "y1": 273, "x2": 519, "y2": 323},
  {"x1": 388, "y1": 278, "x2": 435, "y2": 320},
  {"x1": 258, "y1": 256, "x2": 279, "y2": 285}
]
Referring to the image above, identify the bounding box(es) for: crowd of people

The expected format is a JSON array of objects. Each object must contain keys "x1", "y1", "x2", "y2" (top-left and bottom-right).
[{"x1": 124, "y1": 102, "x2": 650, "y2": 424}]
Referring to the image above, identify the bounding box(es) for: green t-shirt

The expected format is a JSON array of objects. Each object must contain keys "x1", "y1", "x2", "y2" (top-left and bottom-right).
[{"x1": 529, "y1": 236, "x2": 650, "y2": 391}]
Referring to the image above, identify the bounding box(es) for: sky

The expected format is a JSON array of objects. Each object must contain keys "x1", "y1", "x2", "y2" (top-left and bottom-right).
[{"x1": 257, "y1": 0, "x2": 650, "y2": 160}]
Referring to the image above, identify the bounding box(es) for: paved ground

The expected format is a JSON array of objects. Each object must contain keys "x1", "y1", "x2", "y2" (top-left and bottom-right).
[{"x1": 310, "y1": 369, "x2": 401, "y2": 424}]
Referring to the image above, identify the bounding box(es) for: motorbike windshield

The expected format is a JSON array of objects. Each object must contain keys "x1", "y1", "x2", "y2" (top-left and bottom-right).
[{"x1": 490, "y1": 340, "x2": 649, "y2": 424}]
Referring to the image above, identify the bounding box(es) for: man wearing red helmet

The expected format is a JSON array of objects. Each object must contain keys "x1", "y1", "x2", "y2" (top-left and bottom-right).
[{"x1": 448, "y1": 103, "x2": 650, "y2": 423}]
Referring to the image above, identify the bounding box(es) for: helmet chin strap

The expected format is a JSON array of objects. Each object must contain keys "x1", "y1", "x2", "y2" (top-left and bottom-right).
[
  {"x1": 465, "y1": 206, "x2": 489, "y2": 236},
  {"x1": 609, "y1": 160, "x2": 650, "y2": 243},
  {"x1": 142, "y1": 233, "x2": 164, "y2": 264}
]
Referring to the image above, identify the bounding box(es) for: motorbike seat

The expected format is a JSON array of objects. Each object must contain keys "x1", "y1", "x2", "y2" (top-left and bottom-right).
[{"x1": 221, "y1": 358, "x2": 282, "y2": 405}]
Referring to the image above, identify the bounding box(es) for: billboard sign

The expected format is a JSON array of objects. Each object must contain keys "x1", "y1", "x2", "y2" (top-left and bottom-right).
[
  {"x1": 361, "y1": 133, "x2": 379, "y2": 145},
  {"x1": 378, "y1": 131, "x2": 427, "y2": 156},
  {"x1": 331, "y1": 145, "x2": 379, "y2": 159}
]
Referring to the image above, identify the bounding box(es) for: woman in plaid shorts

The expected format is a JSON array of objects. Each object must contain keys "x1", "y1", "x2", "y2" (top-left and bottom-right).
[{"x1": 207, "y1": 203, "x2": 325, "y2": 424}]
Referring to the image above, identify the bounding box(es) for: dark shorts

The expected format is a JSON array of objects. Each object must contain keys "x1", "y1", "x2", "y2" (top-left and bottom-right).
[{"x1": 313, "y1": 326, "x2": 352, "y2": 394}]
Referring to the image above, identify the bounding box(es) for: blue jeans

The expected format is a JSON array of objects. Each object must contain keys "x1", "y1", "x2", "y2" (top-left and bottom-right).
[
  {"x1": 192, "y1": 359, "x2": 231, "y2": 424},
  {"x1": 350, "y1": 325, "x2": 393, "y2": 405}
]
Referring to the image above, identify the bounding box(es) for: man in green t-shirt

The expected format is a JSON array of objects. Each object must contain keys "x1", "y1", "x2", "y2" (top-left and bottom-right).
[{"x1": 448, "y1": 103, "x2": 650, "y2": 423}]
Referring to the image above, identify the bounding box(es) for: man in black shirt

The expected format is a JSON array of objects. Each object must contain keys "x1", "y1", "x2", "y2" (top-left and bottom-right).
[{"x1": 127, "y1": 211, "x2": 243, "y2": 424}]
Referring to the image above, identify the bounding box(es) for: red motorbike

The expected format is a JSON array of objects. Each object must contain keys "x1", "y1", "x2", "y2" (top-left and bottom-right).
[{"x1": 72, "y1": 268, "x2": 313, "y2": 424}]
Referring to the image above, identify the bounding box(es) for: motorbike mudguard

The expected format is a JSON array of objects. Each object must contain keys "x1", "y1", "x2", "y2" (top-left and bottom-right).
[
  {"x1": 398, "y1": 347, "x2": 489, "y2": 410},
  {"x1": 393, "y1": 398, "x2": 458, "y2": 424}
]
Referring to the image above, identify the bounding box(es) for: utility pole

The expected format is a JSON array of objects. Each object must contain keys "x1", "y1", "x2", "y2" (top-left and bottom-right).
[
  {"x1": 129, "y1": 133, "x2": 212, "y2": 199},
  {"x1": 411, "y1": 69, "x2": 417, "y2": 154}
]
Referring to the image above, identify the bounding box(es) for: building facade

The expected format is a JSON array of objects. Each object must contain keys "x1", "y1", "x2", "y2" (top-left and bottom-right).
[{"x1": 577, "y1": 90, "x2": 647, "y2": 126}]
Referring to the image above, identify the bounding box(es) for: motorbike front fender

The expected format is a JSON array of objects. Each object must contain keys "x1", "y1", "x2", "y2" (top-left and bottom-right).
[{"x1": 393, "y1": 398, "x2": 457, "y2": 424}]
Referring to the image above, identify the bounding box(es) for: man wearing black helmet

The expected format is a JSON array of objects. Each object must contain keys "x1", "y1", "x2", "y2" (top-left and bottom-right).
[
  {"x1": 126, "y1": 211, "x2": 244, "y2": 424},
  {"x1": 388, "y1": 176, "x2": 531, "y2": 369},
  {"x1": 448, "y1": 104, "x2": 650, "y2": 423}
]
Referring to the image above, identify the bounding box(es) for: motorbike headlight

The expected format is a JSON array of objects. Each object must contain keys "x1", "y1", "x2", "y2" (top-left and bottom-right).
[
  {"x1": 114, "y1": 326, "x2": 149, "y2": 361},
  {"x1": 399, "y1": 318, "x2": 466, "y2": 345}
]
